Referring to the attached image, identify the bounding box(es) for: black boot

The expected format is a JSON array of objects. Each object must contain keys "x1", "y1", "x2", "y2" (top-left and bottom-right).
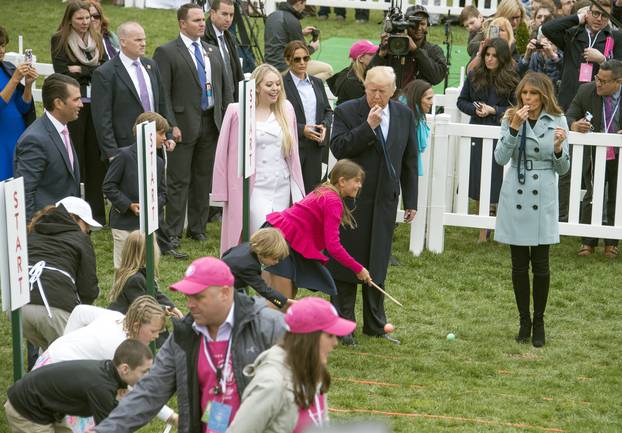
[
  {"x1": 532, "y1": 273, "x2": 550, "y2": 347},
  {"x1": 512, "y1": 272, "x2": 531, "y2": 343}
]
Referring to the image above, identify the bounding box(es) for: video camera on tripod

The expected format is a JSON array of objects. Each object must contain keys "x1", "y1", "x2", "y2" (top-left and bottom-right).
[{"x1": 383, "y1": 0, "x2": 424, "y2": 56}]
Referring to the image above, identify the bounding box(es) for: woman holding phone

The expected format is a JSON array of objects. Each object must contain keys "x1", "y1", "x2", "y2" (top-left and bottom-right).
[
  {"x1": 494, "y1": 72, "x2": 569, "y2": 347},
  {"x1": 283, "y1": 41, "x2": 333, "y2": 193},
  {"x1": 458, "y1": 38, "x2": 519, "y2": 242}
]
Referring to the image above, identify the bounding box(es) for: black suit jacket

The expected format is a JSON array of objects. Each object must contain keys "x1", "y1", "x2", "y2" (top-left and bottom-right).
[
  {"x1": 566, "y1": 81, "x2": 620, "y2": 157},
  {"x1": 14, "y1": 114, "x2": 80, "y2": 220},
  {"x1": 101, "y1": 144, "x2": 166, "y2": 231},
  {"x1": 153, "y1": 37, "x2": 231, "y2": 142},
  {"x1": 91, "y1": 55, "x2": 171, "y2": 160},
  {"x1": 328, "y1": 97, "x2": 418, "y2": 284},
  {"x1": 283, "y1": 71, "x2": 333, "y2": 149},
  {"x1": 203, "y1": 20, "x2": 244, "y2": 101}
]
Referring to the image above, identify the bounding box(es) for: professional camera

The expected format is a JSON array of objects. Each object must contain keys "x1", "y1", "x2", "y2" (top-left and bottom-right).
[{"x1": 383, "y1": 7, "x2": 424, "y2": 56}]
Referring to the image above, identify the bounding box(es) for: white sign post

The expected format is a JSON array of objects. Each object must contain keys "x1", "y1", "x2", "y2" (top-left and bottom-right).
[
  {"x1": 136, "y1": 120, "x2": 159, "y2": 235},
  {"x1": 0, "y1": 177, "x2": 30, "y2": 380},
  {"x1": 238, "y1": 79, "x2": 256, "y2": 179},
  {"x1": 238, "y1": 79, "x2": 256, "y2": 241}
]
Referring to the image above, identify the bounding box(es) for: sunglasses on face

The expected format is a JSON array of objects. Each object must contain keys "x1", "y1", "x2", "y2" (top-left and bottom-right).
[
  {"x1": 590, "y1": 10, "x2": 606, "y2": 18},
  {"x1": 91, "y1": 14, "x2": 101, "y2": 19},
  {"x1": 291, "y1": 55, "x2": 310, "y2": 63}
]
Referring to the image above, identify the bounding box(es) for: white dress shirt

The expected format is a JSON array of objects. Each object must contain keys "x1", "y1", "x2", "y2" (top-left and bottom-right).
[
  {"x1": 119, "y1": 51, "x2": 155, "y2": 111},
  {"x1": 290, "y1": 71, "x2": 317, "y2": 126},
  {"x1": 192, "y1": 303, "x2": 235, "y2": 342},
  {"x1": 180, "y1": 32, "x2": 212, "y2": 86},
  {"x1": 380, "y1": 103, "x2": 390, "y2": 141},
  {"x1": 212, "y1": 24, "x2": 229, "y2": 63},
  {"x1": 45, "y1": 110, "x2": 68, "y2": 143}
]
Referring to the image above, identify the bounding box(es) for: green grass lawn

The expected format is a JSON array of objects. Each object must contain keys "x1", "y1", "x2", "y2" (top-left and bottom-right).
[{"x1": 2, "y1": 1, "x2": 622, "y2": 432}]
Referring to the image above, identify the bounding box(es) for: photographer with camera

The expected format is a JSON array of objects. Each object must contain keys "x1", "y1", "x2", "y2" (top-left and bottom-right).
[
  {"x1": 264, "y1": 0, "x2": 333, "y2": 80},
  {"x1": 369, "y1": 5, "x2": 447, "y2": 90},
  {"x1": 517, "y1": 33, "x2": 563, "y2": 84}
]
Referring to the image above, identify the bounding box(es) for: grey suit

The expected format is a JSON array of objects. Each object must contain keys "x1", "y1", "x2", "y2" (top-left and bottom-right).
[
  {"x1": 154, "y1": 36, "x2": 232, "y2": 238},
  {"x1": 91, "y1": 55, "x2": 171, "y2": 160},
  {"x1": 14, "y1": 114, "x2": 80, "y2": 220}
]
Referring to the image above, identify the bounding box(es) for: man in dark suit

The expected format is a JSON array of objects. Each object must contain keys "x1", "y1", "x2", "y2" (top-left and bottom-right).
[
  {"x1": 91, "y1": 21, "x2": 173, "y2": 162},
  {"x1": 154, "y1": 3, "x2": 231, "y2": 243},
  {"x1": 328, "y1": 66, "x2": 419, "y2": 346},
  {"x1": 567, "y1": 59, "x2": 622, "y2": 259},
  {"x1": 203, "y1": 0, "x2": 244, "y2": 102},
  {"x1": 14, "y1": 73, "x2": 82, "y2": 220},
  {"x1": 283, "y1": 42, "x2": 333, "y2": 193}
]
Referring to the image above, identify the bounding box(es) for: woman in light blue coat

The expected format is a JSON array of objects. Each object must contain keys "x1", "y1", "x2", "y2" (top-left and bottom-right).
[{"x1": 494, "y1": 72, "x2": 570, "y2": 348}]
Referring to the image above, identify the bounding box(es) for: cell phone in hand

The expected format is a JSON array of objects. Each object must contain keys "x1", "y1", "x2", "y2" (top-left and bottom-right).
[
  {"x1": 489, "y1": 25, "x2": 500, "y2": 39},
  {"x1": 24, "y1": 49, "x2": 33, "y2": 64}
]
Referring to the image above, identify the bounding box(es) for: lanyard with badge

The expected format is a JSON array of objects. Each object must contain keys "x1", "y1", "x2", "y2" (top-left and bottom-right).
[
  {"x1": 307, "y1": 394, "x2": 325, "y2": 428},
  {"x1": 579, "y1": 29, "x2": 602, "y2": 82},
  {"x1": 201, "y1": 335, "x2": 233, "y2": 433}
]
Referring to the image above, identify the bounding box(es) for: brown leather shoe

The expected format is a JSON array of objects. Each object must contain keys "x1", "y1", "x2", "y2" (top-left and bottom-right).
[
  {"x1": 604, "y1": 245, "x2": 619, "y2": 259},
  {"x1": 577, "y1": 245, "x2": 595, "y2": 256}
]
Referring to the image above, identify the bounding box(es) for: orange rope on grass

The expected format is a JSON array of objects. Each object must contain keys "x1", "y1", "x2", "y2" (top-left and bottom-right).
[{"x1": 328, "y1": 407, "x2": 567, "y2": 432}]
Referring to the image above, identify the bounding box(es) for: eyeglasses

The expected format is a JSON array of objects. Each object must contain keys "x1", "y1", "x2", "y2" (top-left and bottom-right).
[
  {"x1": 90, "y1": 14, "x2": 101, "y2": 19},
  {"x1": 589, "y1": 10, "x2": 606, "y2": 19},
  {"x1": 292, "y1": 56, "x2": 310, "y2": 63},
  {"x1": 595, "y1": 76, "x2": 616, "y2": 85}
]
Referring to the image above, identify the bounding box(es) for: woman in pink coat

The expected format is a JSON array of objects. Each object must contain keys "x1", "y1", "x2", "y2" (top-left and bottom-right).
[{"x1": 212, "y1": 64, "x2": 305, "y2": 255}]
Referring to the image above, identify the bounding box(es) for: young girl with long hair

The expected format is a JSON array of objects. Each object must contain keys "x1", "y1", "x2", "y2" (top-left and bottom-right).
[
  {"x1": 458, "y1": 38, "x2": 520, "y2": 242},
  {"x1": 51, "y1": 0, "x2": 107, "y2": 225},
  {"x1": 227, "y1": 296, "x2": 356, "y2": 433},
  {"x1": 263, "y1": 159, "x2": 371, "y2": 300},
  {"x1": 494, "y1": 72, "x2": 569, "y2": 347},
  {"x1": 108, "y1": 230, "x2": 183, "y2": 318},
  {"x1": 212, "y1": 63, "x2": 305, "y2": 254}
]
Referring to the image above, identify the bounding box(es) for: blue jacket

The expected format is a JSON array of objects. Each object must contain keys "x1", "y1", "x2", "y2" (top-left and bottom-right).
[{"x1": 494, "y1": 112, "x2": 570, "y2": 246}]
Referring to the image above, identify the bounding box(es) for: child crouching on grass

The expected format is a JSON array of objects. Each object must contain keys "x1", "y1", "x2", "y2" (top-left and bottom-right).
[{"x1": 222, "y1": 228, "x2": 293, "y2": 309}]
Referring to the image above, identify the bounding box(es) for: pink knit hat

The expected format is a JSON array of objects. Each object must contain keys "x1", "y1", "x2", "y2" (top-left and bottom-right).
[
  {"x1": 170, "y1": 257, "x2": 234, "y2": 295},
  {"x1": 349, "y1": 40, "x2": 379, "y2": 61},
  {"x1": 285, "y1": 297, "x2": 356, "y2": 336}
]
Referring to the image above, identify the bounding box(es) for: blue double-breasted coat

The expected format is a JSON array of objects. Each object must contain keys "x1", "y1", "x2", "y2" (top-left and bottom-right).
[{"x1": 494, "y1": 112, "x2": 570, "y2": 246}]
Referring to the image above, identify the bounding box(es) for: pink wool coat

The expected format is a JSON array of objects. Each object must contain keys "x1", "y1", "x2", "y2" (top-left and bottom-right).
[{"x1": 211, "y1": 100, "x2": 306, "y2": 255}]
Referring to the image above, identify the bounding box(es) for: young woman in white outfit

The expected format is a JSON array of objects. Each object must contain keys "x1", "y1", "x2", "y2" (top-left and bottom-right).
[{"x1": 250, "y1": 64, "x2": 305, "y2": 234}]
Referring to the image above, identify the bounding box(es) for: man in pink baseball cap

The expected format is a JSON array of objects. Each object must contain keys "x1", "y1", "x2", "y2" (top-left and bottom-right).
[{"x1": 92, "y1": 256, "x2": 286, "y2": 433}]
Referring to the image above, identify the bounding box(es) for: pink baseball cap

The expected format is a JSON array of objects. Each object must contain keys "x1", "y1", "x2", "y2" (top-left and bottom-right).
[
  {"x1": 285, "y1": 297, "x2": 356, "y2": 336},
  {"x1": 170, "y1": 257, "x2": 234, "y2": 295},
  {"x1": 349, "y1": 40, "x2": 379, "y2": 61}
]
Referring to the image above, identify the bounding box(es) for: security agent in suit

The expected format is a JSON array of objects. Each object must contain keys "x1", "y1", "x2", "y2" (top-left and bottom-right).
[
  {"x1": 14, "y1": 73, "x2": 82, "y2": 220},
  {"x1": 154, "y1": 3, "x2": 232, "y2": 242},
  {"x1": 328, "y1": 66, "x2": 419, "y2": 345},
  {"x1": 283, "y1": 41, "x2": 333, "y2": 193},
  {"x1": 91, "y1": 22, "x2": 174, "y2": 162},
  {"x1": 566, "y1": 60, "x2": 622, "y2": 258},
  {"x1": 202, "y1": 0, "x2": 244, "y2": 102}
]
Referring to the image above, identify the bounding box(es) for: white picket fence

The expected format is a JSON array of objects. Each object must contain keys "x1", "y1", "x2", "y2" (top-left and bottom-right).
[
  {"x1": 264, "y1": 0, "x2": 499, "y2": 16},
  {"x1": 421, "y1": 114, "x2": 622, "y2": 254}
]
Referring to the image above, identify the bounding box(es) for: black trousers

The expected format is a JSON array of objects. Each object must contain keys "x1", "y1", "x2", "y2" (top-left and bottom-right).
[
  {"x1": 580, "y1": 156, "x2": 619, "y2": 247},
  {"x1": 165, "y1": 110, "x2": 219, "y2": 237},
  {"x1": 299, "y1": 145, "x2": 324, "y2": 194},
  {"x1": 331, "y1": 280, "x2": 386, "y2": 336},
  {"x1": 318, "y1": 7, "x2": 369, "y2": 19},
  {"x1": 68, "y1": 103, "x2": 107, "y2": 224}
]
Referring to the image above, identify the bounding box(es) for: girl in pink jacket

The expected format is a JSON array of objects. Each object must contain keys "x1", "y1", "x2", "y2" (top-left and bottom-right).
[{"x1": 264, "y1": 159, "x2": 372, "y2": 300}]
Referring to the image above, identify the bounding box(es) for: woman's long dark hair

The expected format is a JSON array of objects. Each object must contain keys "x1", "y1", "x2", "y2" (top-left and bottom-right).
[
  {"x1": 282, "y1": 331, "x2": 330, "y2": 409},
  {"x1": 53, "y1": 0, "x2": 104, "y2": 63},
  {"x1": 471, "y1": 38, "x2": 519, "y2": 98},
  {"x1": 402, "y1": 79, "x2": 432, "y2": 125}
]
